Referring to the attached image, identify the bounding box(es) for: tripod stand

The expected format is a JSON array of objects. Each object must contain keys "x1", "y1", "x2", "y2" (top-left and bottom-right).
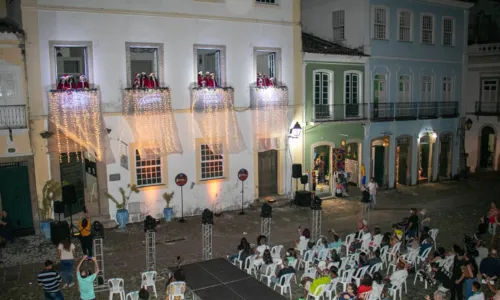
[{"x1": 68, "y1": 202, "x2": 81, "y2": 237}]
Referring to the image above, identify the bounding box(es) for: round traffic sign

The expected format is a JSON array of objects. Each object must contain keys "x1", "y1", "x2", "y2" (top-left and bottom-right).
[
  {"x1": 238, "y1": 168, "x2": 248, "y2": 181},
  {"x1": 175, "y1": 173, "x2": 188, "y2": 187}
]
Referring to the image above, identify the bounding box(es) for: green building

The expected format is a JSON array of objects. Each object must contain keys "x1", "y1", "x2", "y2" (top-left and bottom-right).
[{"x1": 302, "y1": 33, "x2": 368, "y2": 196}]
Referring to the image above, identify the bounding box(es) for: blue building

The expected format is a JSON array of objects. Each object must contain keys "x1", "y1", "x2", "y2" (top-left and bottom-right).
[{"x1": 302, "y1": 0, "x2": 473, "y2": 188}]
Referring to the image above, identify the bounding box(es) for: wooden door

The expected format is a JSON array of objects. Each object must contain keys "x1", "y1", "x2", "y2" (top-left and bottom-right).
[
  {"x1": 374, "y1": 146, "x2": 385, "y2": 186},
  {"x1": 258, "y1": 150, "x2": 278, "y2": 197},
  {"x1": 439, "y1": 138, "x2": 450, "y2": 178},
  {"x1": 60, "y1": 153, "x2": 85, "y2": 217},
  {"x1": 420, "y1": 144, "x2": 430, "y2": 178},
  {"x1": 398, "y1": 144, "x2": 408, "y2": 185},
  {"x1": 0, "y1": 161, "x2": 33, "y2": 232}
]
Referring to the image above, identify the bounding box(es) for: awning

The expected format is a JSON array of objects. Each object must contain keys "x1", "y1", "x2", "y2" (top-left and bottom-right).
[
  {"x1": 48, "y1": 89, "x2": 114, "y2": 163},
  {"x1": 123, "y1": 88, "x2": 183, "y2": 156},
  {"x1": 251, "y1": 87, "x2": 288, "y2": 151},
  {"x1": 191, "y1": 87, "x2": 246, "y2": 154}
]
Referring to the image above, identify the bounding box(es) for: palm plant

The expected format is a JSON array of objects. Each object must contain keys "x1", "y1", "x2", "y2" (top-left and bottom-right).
[
  {"x1": 105, "y1": 184, "x2": 140, "y2": 210},
  {"x1": 162, "y1": 191, "x2": 174, "y2": 208},
  {"x1": 38, "y1": 180, "x2": 67, "y2": 221}
]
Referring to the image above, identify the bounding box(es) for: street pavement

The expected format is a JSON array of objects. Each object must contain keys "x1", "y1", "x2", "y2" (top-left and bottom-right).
[{"x1": 1, "y1": 172, "x2": 499, "y2": 299}]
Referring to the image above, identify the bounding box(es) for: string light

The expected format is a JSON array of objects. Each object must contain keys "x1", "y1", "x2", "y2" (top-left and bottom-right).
[
  {"x1": 48, "y1": 89, "x2": 103, "y2": 162},
  {"x1": 251, "y1": 86, "x2": 288, "y2": 151},
  {"x1": 123, "y1": 88, "x2": 182, "y2": 156},
  {"x1": 190, "y1": 87, "x2": 244, "y2": 153}
]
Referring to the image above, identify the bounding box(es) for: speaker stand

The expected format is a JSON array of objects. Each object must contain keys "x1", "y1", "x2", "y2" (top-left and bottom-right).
[{"x1": 68, "y1": 203, "x2": 81, "y2": 237}]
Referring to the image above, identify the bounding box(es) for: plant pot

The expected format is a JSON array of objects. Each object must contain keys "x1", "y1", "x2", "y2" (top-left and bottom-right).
[
  {"x1": 116, "y1": 209, "x2": 129, "y2": 229},
  {"x1": 40, "y1": 220, "x2": 52, "y2": 240},
  {"x1": 163, "y1": 207, "x2": 173, "y2": 222}
]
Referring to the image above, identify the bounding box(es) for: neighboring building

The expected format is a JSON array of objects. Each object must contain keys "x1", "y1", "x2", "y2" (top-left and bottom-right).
[
  {"x1": 301, "y1": 32, "x2": 368, "y2": 196},
  {"x1": 0, "y1": 4, "x2": 39, "y2": 234},
  {"x1": 464, "y1": 44, "x2": 500, "y2": 172},
  {"x1": 303, "y1": 0, "x2": 473, "y2": 188},
  {"x1": 22, "y1": 0, "x2": 303, "y2": 225},
  {"x1": 468, "y1": 0, "x2": 500, "y2": 45}
]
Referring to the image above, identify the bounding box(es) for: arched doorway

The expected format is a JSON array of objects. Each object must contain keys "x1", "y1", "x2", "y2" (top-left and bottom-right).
[
  {"x1": 418, "y1": 134, "x2": 435, "y2": 182},
  {"x1": 312, "y1": 144, "x2": 332, "y2": 195},
  {"x1": 371, "y1": 136, "x2": 390, "y2": 186},
  {"x1": 345, "y1": 142, "x2": 360, "y2": 186},
  {"x1": 396, "y1": 135, "x2": 412, "y2": 186},
  {"x1": 438, "y1": 133, "x2": 453, "y2": 179},
  {"x1": 479, "y1": 126, "x2": 496, "y2": 169}
]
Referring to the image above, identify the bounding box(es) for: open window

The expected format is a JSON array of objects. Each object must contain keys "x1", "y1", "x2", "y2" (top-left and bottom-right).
[
  {"x1": 254, "y1": 48, "x2": 281, "y2": 87},
  {"x1": 126, "y1": 43, "x2": 163, "y2": 88},
  {"x1": 256, "y1": 51, "x2": 276, "y2": 79},
  {"x1": 54, "y1": 46, "x2": 88, "y2": 88},
  {"x1": 196, "y1": 48, "x2": 224, "y2": 88}
]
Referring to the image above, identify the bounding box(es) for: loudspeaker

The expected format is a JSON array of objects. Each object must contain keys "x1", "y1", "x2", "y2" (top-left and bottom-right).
[
  {"x1": 62, "y1": 185, "x2": 77, "y2": 205},
  {"x1": 53, "y1": 201, "x2": 65, "y2": 214},
  {"x1": 50, "y1": 221, "x2": 70, "y2": 245},
  {"x1": 292, "y1": 164, "x2": 302, "y2": 179},
  {"x1": 295, "y1": 191, "x2": 312, "y2": 207},
  {"x1": 300, "y1": 174, "x2": 309, "y2": 185},
  {"x1": 260, "y1": 203, "x2": 272, "y2": 218}
]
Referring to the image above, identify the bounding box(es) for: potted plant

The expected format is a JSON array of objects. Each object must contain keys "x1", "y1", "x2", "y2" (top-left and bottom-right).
[
  {"x1": 38, "y1": 180, "x2": 66, "y2": 240},
  {"x1": 105, "y1": 184, "x2": 139, "y2": 229},
  {"x1": 162, "y1": 191, "x2": 174, "y2": 222}
]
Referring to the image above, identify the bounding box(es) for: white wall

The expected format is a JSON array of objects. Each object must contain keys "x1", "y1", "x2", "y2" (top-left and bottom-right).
[
  {"x1": 301, "y1": 0, "x2": 366, "y2": 50},
  {"x1": 36, "y1": 7, "x2": 295, "y2": 220}
]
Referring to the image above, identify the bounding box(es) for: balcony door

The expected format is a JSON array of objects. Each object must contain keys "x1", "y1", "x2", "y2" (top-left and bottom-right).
[
  {"x1": 313, "y1": 71, "x2": 332, "y2": 120},
  {"x1": 345, "y1": 72, "x2": 360, "y2": 118},
  {"x1": 479, "y1": 126, "x2": 496, "y2": 169}
]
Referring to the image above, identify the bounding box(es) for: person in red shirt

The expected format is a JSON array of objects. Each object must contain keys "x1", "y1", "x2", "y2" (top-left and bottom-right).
[{"x1": 357, "y1": 274, "x2": 373, "y2": 298}]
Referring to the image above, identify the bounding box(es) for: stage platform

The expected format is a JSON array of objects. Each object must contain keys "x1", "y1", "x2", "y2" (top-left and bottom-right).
[{"x1": 169, "y1": 258, "x2": 288, "y2": 300}]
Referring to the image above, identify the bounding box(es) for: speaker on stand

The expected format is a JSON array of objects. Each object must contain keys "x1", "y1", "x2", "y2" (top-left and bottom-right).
[
  {"x1": 53, "y1": 201, "x2": 65, "y2": 222},
  {"x1": 291, "y1": 164, "x2": 302, "y2": 206},
  {"x1": 300, "y1": 174, "x2": 309, "y2": 190},
  {"x1": 62, "y1": 185, "x2": 81, "y2": 237}
]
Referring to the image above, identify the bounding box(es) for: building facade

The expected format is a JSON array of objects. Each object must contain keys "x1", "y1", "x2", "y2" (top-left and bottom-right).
[
  {"x1": 303, "y1": 0, "x2": 472, "y2": 189},
  {"x1": 22, "y1": 0, "x2": 303, "y2": 225},
  {"x1": 301, "y1": 32, "x2": 368, "y2": 196}
]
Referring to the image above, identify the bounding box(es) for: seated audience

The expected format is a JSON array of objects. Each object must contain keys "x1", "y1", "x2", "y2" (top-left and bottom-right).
[
  {"x1": 300, "y1": 268, "x2": 335, "y2": 300},
  {"x1": 271, "y1": 258, "x2": 295, "y2": 285},
  {"x1": 357, "y1": 274, "x2": 373, "y2": 296}
]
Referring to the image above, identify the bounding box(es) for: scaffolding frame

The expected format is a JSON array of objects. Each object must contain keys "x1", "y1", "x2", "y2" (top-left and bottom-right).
[
  {"x1": 202, "y1": 224, "x2": 213, "y2": 260},
  {"x1": 260, "y1": 217, "x2": 272, "y2": 243},
  {"x1": 145, "y1": 231, "x2": 156, "y2": 271},
  {"x1": 92, "y1": 238, "x2": 108, "y2": 292},
  {"x1": 311, "y1": 209, "x2": 322, "y2": 242}
]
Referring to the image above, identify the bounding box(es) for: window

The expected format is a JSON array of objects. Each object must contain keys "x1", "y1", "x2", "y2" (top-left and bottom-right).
[
  {"x1": 135, "y1": 149, "x2": 162, "y2": 187},
  {"x1": 482, "y1": 80, "x2": 498, "y2": 102},
  {"x1": 125, "y1": 42, "x2": 163, "y2": 88},
  {"x1": 55, "y1": 46, "x2": 88, "y2": 81},
  {"x1": 196, "y1": 47, "x2": 223, "y2": 87},
  {"x1": 0, "y1": 72, "x2": 16, "y2": 104},
  {"x1": 442, "y1": 77, "x2": 452, "y2": 102},
  {"x1": 314, "y1": 72, "x2": 331, "y2": 106},
  {"x1": 256, "y1": 0, "x2": 276, "y2": 3},
  {"x1": 421, "y1": 75, "x2": 433, "y2": 102},
  {"x1": 200, "y1": 144, "x2": 224, "y2": 180},
  {"x1": 256, "y1": 50, "x2": 277, "y2": 80},
  {"x1": 345, "y1": 73, "x2": 359, "y2": 104},
  {"x1": 421, "y1": 15, "x2": 434, "y2": 44},
  {"x1": 398, "y1": 75, "x2": 411, "y2": 102},
  {"x1": 332, "y1": 10, "x2": 345, "y2": 41},
  {"x1": 374, "y1": 74, "x2": 387, "y2": 102},
  {"x1": 398, "y1": 10, "x2": 412, "y2": 42},
  {"x1": 373, "y1": 7, "x2": 388, "y2": 40},
  {"x1": 442, "y1": 17, "x2": 454, "y2": 46}
]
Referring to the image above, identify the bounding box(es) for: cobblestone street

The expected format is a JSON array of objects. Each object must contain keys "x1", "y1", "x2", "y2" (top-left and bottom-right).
[{"x1": 1, "y1": 173, "x2": 499, "y2": 299}]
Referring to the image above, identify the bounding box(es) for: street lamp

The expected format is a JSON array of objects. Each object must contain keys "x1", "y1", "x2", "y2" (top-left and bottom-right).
[
  {"x1": 465, "y1": 118, "x2": 473, "y2": 131},
  {"x1": 289, "y1": 122, "x2": 302, "y2": 138}
]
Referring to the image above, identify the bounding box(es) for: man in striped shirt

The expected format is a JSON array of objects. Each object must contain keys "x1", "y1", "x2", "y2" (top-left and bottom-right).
[{"x1": 37, "y1": 260, "x2": 64, "y2": 300}]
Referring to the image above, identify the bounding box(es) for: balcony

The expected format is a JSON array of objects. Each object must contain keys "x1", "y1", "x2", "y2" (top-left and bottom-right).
[
  {"x1": 475, "y1": 101, "x2": 500, "y2": 116},
  {"x1": 0, "y1": 105, "x2": 27, "y2": 129},
  {"x1": 371, "y1": 101, "x2": 459, "y2": 121},
  {"x1": 313, "y1": 104, "x2": 368, "y2": 122}
]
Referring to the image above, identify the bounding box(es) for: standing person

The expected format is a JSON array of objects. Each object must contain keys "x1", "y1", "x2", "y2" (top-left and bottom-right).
[
  {"x1": 37, "y1": 260, "x2": 64, "y2": 300},
  {"x1": 487, "y1": 203, "x2": 498, "y2": 236},
  {"x1": 452, "y1": 247, "x2": 466, "y2": 300},
  {"x1": 406, "y1": 208, "x2": 419, "y2": 239},
  {"x1": 57, "y1": 237, "x2": 76, "y2": 288},
  {"x1": 367, "y1": 177, "x2": 378, "y2": 210},
  {"x1": 429, "y1": 262, "x2": 455, "y2": 298},
  {"x1": 78, "y1": 207, "x2": 93, "y2": 257},
  {"x1": 76, "y1": 255, "x2": 99, "y2": 300}
]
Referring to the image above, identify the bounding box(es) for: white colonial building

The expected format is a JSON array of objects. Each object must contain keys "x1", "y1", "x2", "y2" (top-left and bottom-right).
[
  {"x1": 464, "y1": 43, "x2": 500, "y2": 173},
  {"x1": 22, "y1": 0, "x2": 303, "y2": 225}
]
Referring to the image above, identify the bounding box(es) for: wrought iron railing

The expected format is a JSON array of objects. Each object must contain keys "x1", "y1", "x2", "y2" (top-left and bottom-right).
[
  {"x1": 396, "y1": 102, "x2": 419, "y2": 119},
  {"x1": 440, "y1": 101, "x2": 459, "y2": 117},
  {"x1": 418, "y1": 102, "x2": 439, "y2": 119},
  {"x1": 0, "y1": 105, "x2": 27, "y2": 129},
  {"x1": 313, "y1": 103, "x2": 368, "y2": 122},
  {"x1": 371, "y1": 101, "x2": 459, "y2": 121},
  {"x1": 475, "y1": 101, "x2": 500, "y2": 115},
  {"x1": 370, "y1": 102, "x2": 394, "y2": 121}
]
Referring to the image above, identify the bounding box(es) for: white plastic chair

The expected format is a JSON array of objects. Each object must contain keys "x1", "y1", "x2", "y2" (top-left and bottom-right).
[
  {"x1": 271, "y1": 245, "x2": 284, "y2": 259},
  {"x1": 368, "y1": 262, "x2": 383, "y2": 275},
  {"x1": 232, "y1": 250, "x2": 244, "y2": 269},
  {"x1": 301, "y1": 250, "x2": 315, "y2": 270},
  {"x1": 342, "y1": 233, "x2": 356, "y2": 256},
  {"x1": 415, "y1": 247, "x2": 433, "y2": 269},
  {"x1": 260, "y1": 263, "x2": 277, "y2": 287},
  {"x1": 166, "y1": 281, "x2": 186, "y2": 300},
  {"x1": 428, "y1": 229, "x2": 439, "y2": 249},
  {"x1": 327, "y1": 261, "x2": 340, "y2": 270},
  {"x1": 352, "y1": 265, "x2": 369, "y2": 286},
  {"x1": 370, "y1": 234, "x2": 384, "y2": 251},
  {"x1": 386, "y1": 242, "x2": 401, "y2": 268},
  {"x1": 324, "y1": 278, "x2": 339, "y2": 300},
  {"x1": 388, "y1": 275, "x2": 407, "y2": 300},
  {"x1": 244, "y1": 255, "x2": 256, "y2": 276},
  {"x1": 359, "y1": 238, "x2": 371, "y2": 253},
  {"x1": 339, "y1": 267, "x2": 356, "y2": 292},
  {"x1": 140, "y1": 271, "x2": 157, "y2": 298},
  {"x1": 301, "y1": 266, "x2": 317, "y2": 281},
  {"x1": 318, "y1": 248, "x2": 330, "y2": 261},
  {"x1": 125, "y1": 291, "x2": 139, "y2": 300},
  {"x1": 108, "y1": 278, "x2": 125, "y2": 300},
  {"x1": 369, "y1": 283, "x2": 385, "y2": 300},
  {"x1": 379, "y1": 246, "x2": 389, "y2": 269},
  {"x1": 307, "y1": 283, "x2": 326, "y2": 299},
  {"x1": 273, "y1": 273, "x2": 293, "y2": 299},
  {"x1": 296, "y1": 239, "x2": 310, "y2": 257}
]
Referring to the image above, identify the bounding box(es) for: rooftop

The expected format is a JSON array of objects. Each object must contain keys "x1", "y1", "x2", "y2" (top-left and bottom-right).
[
  {"x1": 302, "y1": 32, "x2": 366, "y2": 57},
  {"x1": 0, "y1": 18, "x2": 24, "y2": 37}
]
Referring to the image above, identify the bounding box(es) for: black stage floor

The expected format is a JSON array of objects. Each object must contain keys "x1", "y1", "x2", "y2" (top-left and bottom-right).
[{"x1": 169, "y1": 258, "x2": 288, "y2": 300}]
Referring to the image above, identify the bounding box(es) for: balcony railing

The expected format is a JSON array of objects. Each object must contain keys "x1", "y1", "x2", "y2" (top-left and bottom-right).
[
  {"x1": 371, "y1": 101, "x2": 459, "y2": 121},
  {"x1": 0, "y1": 105, "x2": 27, "y2": 129},
  {"x1": 313, "y1": 104, "x2": 368, "y2": 122},
  {"x1": 475, "y1": 101, "x2": 500, "y2": 115}
]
